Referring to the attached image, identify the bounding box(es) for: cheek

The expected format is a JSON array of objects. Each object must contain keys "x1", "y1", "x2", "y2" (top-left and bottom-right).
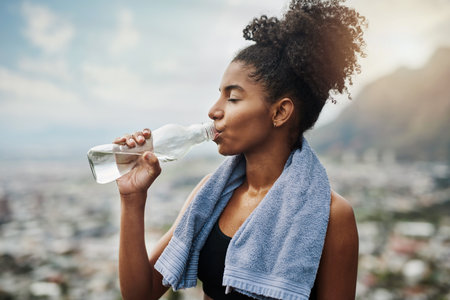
[
  {"x1": 227, "y1": 104, "x2": 269, "y2": 129},
  {"x1": 223, "y1": 109, "x2": 271, "y2": 149}
]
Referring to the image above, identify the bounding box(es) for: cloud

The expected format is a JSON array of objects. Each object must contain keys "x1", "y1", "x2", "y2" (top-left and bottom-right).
[
  {"x1": 21, "y1": 2, "x2": 75, "y2": 54},
  {"x1": 80, "y1": 62, "x2": 216, "y2": 127},
  {"x1": 0, "y1": 66, "x2": 86, "y2": 132},
  {"x1": 81, "y1": 63, "x2": 159, "y2": 108},
  {"x1": 0, "y1": 66, "x2": 78, "y2": 103},
  {"x1": 152, "y1": 58, "x2": 180, "y2": 74},
  {"x1": 4, "y1": 0, "x2": 448, "y2": 138},
  {"x1": 110, "y1": 9, "x2": 141, "y2": 56},
  {"x1": 18, "y1": 57, "x2": 72, "y2": 81}
]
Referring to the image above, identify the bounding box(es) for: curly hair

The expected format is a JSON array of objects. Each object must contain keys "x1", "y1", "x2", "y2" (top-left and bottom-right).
[{"x1": 233, "y1": 0, "x2": 366, "y2": 147}]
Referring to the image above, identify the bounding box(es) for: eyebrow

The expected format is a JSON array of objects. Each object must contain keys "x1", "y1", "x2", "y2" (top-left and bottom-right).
[{"x1": 219, "y1": 84, "x2": 245, "y2": 93}]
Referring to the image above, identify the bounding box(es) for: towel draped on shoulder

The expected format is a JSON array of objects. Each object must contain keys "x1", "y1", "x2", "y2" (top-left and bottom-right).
[{"x1": 155, "y1": 137, "x2": 331, "y2": 300}]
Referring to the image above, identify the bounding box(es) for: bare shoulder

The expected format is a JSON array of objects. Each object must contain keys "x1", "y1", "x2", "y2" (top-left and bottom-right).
[
  {"x1": 314, "y1": 190, "x2": 358, "y2": 298},
  {"x1": 330, "y1": 190, "x2": 355, "y2": 221},
  {"x1": 326, "y1": 190, "x2": 358, "y2": 247}
]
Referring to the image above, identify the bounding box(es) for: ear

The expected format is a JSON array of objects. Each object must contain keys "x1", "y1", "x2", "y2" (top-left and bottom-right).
[{"x1": 271, "y1": 97, "x2": 295, "y2": 128}]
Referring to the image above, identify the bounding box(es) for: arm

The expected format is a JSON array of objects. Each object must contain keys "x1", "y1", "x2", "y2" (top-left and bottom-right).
[
  {"x1": 315, "y1": 190, "x2": 359, "y2": 300},
  {"x1": 114, "y1": 129, "x2": 210, "y2": 300},
  {"x1": 119, "y1": 174, "x2": 210, "y2": 300},
  {"x1": 147, "y1": 174, "x2": 211, "y2": 298}
]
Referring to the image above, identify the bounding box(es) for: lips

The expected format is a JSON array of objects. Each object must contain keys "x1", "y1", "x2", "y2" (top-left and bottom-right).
[
  {"x1": 213, "y1": 125, "x2": 224, "y2": 142},
  {"x1": 213, "y1": 130, "x2": 223, "y2": 142}
]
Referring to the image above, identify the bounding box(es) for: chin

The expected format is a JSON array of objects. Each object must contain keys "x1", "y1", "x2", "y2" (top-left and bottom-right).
[{"x1": 217, "y1": 144, "x2": 241, "y2": 156}]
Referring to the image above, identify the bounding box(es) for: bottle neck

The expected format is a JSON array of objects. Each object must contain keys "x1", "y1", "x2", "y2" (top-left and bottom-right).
[
  {"x1": 202, "y1": 122, "x2": 216, "y2": 141},
  {"x1": 187, "y1": 122, "x2": 216, "y2": 143}
]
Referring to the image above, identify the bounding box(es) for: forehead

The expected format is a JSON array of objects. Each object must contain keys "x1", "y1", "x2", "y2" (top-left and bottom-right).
[{"x1": 219, "y1": 61, "x2": 259, "y2": 92}]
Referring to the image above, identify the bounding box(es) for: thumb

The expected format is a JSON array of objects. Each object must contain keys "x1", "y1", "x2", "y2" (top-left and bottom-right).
[
  {"x1": 143, "y1": 151, "x2": 158, "y2": 163},
  {"x1": 141, "y1": 151, "x2": 161, "y2": 176}
]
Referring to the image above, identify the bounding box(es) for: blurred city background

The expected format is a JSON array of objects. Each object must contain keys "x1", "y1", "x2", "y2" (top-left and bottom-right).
[{"x1": 0, "y1": 0, "x2": 449, "y2": 299}]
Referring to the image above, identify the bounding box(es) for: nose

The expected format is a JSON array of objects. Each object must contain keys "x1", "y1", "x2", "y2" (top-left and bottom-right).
[{"x1": 208, "y1": 99, "x2": 224, "y2": 121}]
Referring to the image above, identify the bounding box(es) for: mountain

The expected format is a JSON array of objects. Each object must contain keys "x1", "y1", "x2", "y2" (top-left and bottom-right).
[{"x1": 309, "y1": 47, "x2": 450, "y2": 162}]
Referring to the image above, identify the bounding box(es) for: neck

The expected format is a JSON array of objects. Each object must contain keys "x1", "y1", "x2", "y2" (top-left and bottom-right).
[{"x1": 243, "y1": 142, "x2": 292, "y2": 194}]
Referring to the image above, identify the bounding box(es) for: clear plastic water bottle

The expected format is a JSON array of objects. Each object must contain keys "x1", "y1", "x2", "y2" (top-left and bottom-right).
[{"x1": 87, "y1": 122, "x2": 217, "y2": 184}]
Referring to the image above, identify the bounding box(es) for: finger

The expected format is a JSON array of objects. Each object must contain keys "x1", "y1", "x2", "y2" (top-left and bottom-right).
[
  {"x1": 133, "y1": 131, "x2": 145, "y2": 145},
  {"x1": 113, "y1": 136, "x2": 129, "y2": 144},
  {"x1": 126, "y1": 136, "x2": 136, "y2": 148},
  {"x1": 142, "y1": 128, "x2": 151, "y2": 139},
  {"x1": 114, "y1": 132, "x2": 132, "y2": 144}
]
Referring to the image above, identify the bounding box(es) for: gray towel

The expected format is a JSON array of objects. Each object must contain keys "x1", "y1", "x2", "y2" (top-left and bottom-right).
[{"x1": 155, "y1": 138, "x2": 330, "y2": 299}]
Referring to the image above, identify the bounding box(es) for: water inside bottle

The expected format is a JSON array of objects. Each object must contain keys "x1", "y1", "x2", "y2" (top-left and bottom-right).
[
  {"x1": 87, "y1": 122, "x2": 213, "y2": 183},
  {"x1": 88, "y1": 150, "x2": 141, "y2": 184},
  {"x1": 153, "y1": 154, "x2": 176, "y2": 162}
]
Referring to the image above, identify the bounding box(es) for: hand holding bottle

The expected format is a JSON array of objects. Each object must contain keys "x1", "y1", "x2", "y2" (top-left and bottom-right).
[{"x1": 113, "y1": 129, "x2": 161, "y2": 197}]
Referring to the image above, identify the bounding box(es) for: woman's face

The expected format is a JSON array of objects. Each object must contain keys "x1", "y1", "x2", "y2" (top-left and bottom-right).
[{"x1": 208, "y1": 61, "x2": 274, "y2": 156}]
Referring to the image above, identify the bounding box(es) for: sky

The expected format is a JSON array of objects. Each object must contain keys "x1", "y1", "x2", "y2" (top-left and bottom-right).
[{"x1": 0, "y1": 0, "x2": 449, "y2": 159}]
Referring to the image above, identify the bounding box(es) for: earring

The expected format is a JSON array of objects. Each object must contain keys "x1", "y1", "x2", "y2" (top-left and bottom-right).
[{"x1": 273, "y1": 122, "x2": 277, "y2": 128}]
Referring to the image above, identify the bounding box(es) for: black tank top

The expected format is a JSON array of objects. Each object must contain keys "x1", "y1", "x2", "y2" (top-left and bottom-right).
[
  {"x1": 197, "y1": 220, "x2": 318, "y2": 299},
  {"x1": 198, "y1": 221, "x2": 253, "y2": 299}
]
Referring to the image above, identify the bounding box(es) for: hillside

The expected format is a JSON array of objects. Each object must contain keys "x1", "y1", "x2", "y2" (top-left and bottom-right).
[{"x1": 309, "y1": 47, "x2": 450, "y2": 162}]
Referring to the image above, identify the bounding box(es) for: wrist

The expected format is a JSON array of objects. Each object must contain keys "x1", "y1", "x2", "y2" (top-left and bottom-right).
[{"x1": 120, "y1": 191, "x2": 148, "y2": 209}]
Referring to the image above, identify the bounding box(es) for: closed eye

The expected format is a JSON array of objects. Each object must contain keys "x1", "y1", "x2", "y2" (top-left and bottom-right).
[{"x1": 227, "y1": 98, "x2": 240, "y2": 103}]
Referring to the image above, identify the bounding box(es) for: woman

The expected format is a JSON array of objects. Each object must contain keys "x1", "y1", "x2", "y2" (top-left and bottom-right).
[{"x1": 115, "y1": 0, "x2": 366, "y2": 299}]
